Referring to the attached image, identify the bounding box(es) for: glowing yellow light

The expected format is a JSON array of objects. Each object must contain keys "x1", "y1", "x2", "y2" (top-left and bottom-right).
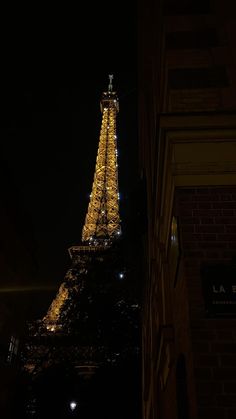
[
  {"x1": 43, "y1": 283, "x2": 69, "y2": 327},
  {"x1": 43, "y1": 77, "x2": 122, "y2": 329},
  {"x1": 0, "y1": 285, "x2": 56, "y2": 293},
  {"x1": 82, "y1": 82, "x2": 121, "y2": 243}
]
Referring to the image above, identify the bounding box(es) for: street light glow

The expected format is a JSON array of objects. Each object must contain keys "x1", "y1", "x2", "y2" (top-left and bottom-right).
[{"x1": 70, "y1": 401, "x2": 77, "y2": 411}]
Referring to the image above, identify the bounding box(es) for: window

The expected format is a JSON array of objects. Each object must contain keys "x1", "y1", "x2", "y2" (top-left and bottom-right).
[
  {"x1": 163, "y1": 0, "x2": 211, "y2": 16},
  {"x1": 166, "y1": 30, "x2": 219, "y2": 50},
  {"x1": 176, "y1": 354, "x2": 189, "y2": 419},
  {"x1": 7, "y1": 335, "x2": 19, "y2": 363},
  {"x1": 168, "y1": 67, "x2": 229, "y2": 89}
]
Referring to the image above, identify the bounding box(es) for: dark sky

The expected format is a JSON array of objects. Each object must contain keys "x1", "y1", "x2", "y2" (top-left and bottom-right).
[{"x1": 3, "y1": 4, "x2": 138, "y2": 293}]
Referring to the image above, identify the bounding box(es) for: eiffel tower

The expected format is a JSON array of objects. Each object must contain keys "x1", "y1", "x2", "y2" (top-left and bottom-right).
[{"x1": 20, "y1": 76, "x2": 140, "y2": 419}]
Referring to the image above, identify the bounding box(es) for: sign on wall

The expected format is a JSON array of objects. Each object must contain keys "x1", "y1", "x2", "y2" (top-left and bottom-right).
[{"x1": 202, "y1": 263, "x2": 236, "y2": 317}]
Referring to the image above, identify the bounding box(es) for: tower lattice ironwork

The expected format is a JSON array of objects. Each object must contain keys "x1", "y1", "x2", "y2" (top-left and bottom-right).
[
  {"x1": 82, "y1": 74, "x2": 121, "y2": 243},
  {"x1": 21, "y1": 79, "x2": 139, "y2": 419},
  {"x1": 42, "y1": 75, "x2": 121, "y2": 330}
]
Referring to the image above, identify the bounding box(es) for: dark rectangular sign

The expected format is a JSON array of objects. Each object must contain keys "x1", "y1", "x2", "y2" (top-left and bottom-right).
[{"x1": 201, "y1": 264, "x2": 236, "y2": 317}]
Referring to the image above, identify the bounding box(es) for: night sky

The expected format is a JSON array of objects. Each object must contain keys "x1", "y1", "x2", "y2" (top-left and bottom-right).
[{"x1": 2, "y1": 3, "x2": 138, "y2": 323}]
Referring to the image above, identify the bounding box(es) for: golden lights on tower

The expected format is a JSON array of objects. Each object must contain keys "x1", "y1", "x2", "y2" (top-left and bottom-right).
[
  {"x1": 43, "y1": 282, "x2": 69, "y2": 330},
  {"x1": 43, "y1": 76, "x2": 121, "y2": 331},
  {"x1": 82, "y1": 75, "x2": 121, "y2": 243}
]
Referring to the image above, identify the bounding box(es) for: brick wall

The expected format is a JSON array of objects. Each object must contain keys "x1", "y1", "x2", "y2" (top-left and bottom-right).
[
  {"x1": 164, "y1": 3, "x2": 236, "y2": 113},
  {"x1": 169, "y1": 88, "x2": 222, "y2": 112},
  {"x1": 176, "y1": 186, "x2": 236, "y2": 419}
]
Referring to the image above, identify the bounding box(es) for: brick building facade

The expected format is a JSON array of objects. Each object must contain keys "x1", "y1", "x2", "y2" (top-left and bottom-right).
[{"x1": 138, "y1": 1, "x2": 236, "y2": 418}]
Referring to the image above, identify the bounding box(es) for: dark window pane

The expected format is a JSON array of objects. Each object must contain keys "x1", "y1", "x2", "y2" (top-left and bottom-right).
[
  {"x1": 168, "y1": 67, "x2": 229, "y2": 89},
  {"x1": 163, "y1": 0, "x2": 211, "y2": 16},
  {"x1": 166, "y1": 30, "x2": 219, "y2": 50},
  {"x1": 176, "y1": 354, "x2": 189, "y2": 419}
]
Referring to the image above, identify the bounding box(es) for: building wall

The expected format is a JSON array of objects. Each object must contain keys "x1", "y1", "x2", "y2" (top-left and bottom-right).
[
  {"x1": 176, "y1": 187, "x2": 236, "y2": 418},
  {"x1": 139, "y1": 0, "x2": 236, "y2": 418}
]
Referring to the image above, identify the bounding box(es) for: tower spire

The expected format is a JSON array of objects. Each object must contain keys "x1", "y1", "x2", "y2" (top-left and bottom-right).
[
  {"x1": 82, "y1": 76, "x2": 121, "y2": 244},
  {"x1": 108, "y1": 74, "x2": 113, "y2": 92}
]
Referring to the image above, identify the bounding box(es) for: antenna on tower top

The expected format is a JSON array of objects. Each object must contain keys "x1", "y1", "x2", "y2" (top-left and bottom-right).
[{"x1": 108, "y1": 74, "x2": 113, "y2": 92}]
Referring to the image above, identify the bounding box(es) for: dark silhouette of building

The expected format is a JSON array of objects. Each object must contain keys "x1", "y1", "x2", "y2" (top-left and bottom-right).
[
  {"x1": 0, "y1": 158, "x2": 37, "y2": 418},
  {"x1": 138, "y1": 1, "x2": 236, "y2": 418}
]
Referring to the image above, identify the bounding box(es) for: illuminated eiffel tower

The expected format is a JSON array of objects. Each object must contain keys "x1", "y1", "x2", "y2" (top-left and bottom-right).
[
  {"x1": 82, "y1": 74, "x2": 121, "y2": 243},
  {"x1": 41, "y1": 75, "x2": 122, "y2": 333},
  {"x1": 21, "y1": 76, "x2": 140, "y2": 419}
]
